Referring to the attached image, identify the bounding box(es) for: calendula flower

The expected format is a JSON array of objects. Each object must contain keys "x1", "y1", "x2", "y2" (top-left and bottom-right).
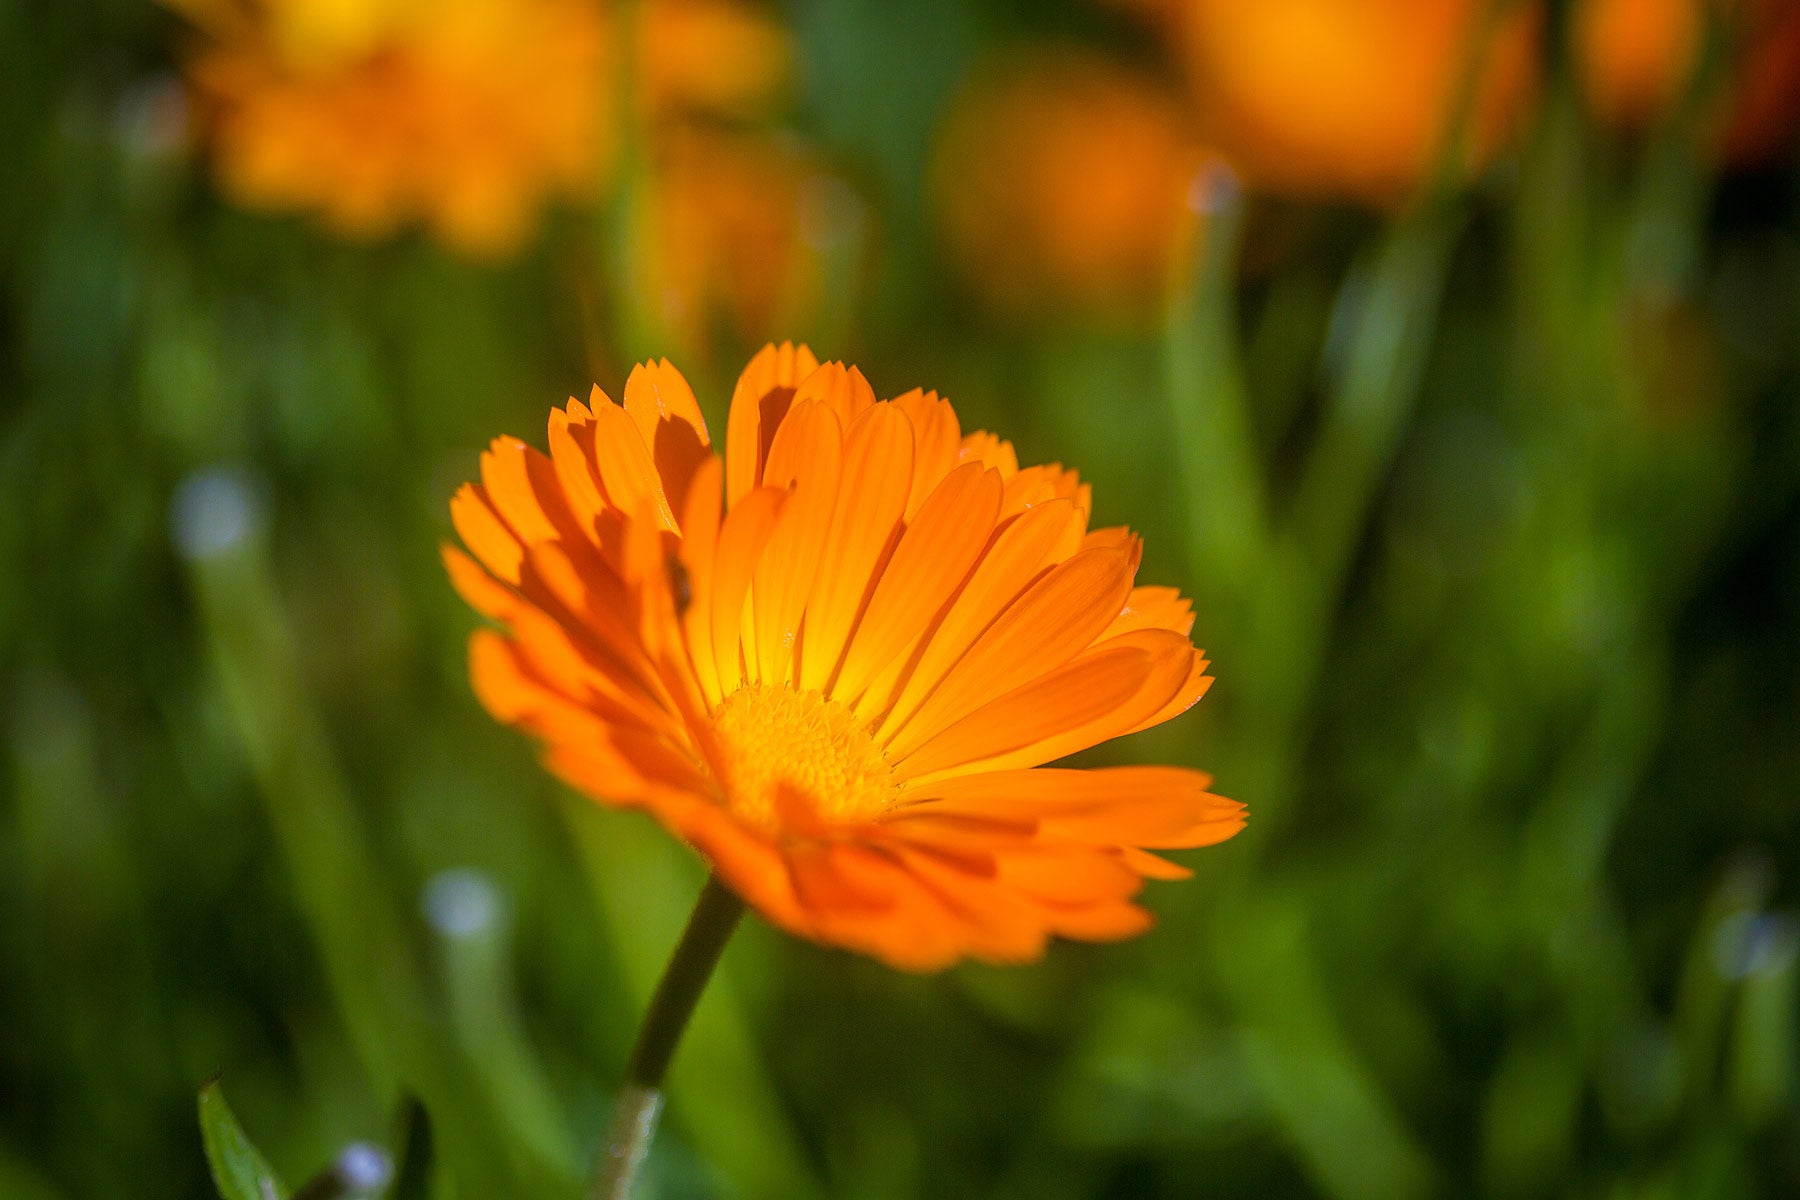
[
  {"x1": 627, "y1": 127, "x2": 854, "y2": 359},
  {"x1": 1573, "y1": 0, "x2": 1703, "y2": 130},
  {"x1": 1572, "y1": 0, "x2": 1800, "y2": 161},
  {"x1": 1134, "y1": 0, "x2": 1542, "y2": 203},
  {"x1": 932, "y1": 53, "x2": 1211, "y2": 320},
  {"x1": 636, "y1": 0, "x2": 792, "y2": 125},
  {"x1": 1716, "y1": 0, "x2": 1800, "y2": 162},
  {"x1": 446, "y1": 345, "x2": 1242, "y2": 971},
  {"x1": 164, "y1": 0, "x2": 610, "y2": 255}
]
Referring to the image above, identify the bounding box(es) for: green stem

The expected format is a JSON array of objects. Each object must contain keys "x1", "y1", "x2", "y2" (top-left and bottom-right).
[
  {"x1": 1164, "y1": 170, "x2": 1264, "y2": 607},
  {"x1": 593, "y1": 875, "x2": 745, "y2": 1200},
  {"x1": 1287, "y1": 208, "x2": 1459, "y2": 599}
]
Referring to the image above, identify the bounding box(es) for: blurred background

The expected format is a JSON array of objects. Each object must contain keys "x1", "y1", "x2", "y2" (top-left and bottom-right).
[{"x1": 3, "y1": 0, "x2": 1799, "y2": 1196}]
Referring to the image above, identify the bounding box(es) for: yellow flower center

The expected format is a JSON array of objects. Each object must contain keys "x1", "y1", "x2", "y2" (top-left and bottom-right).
[{"x1": 709, "y1": 684, "x2": 896, "y2": 829}]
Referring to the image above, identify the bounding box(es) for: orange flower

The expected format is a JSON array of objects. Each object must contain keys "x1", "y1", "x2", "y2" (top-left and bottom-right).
[
  {"x1": 932, "y1": 53, "x2": 1210, "y2": 320},
  {"x1": 1571, "y1": 0, "x2": 1800, "y2": 160},
  {"x1": 627, "y1": 128, "x2": 853, "y2": 360},
  {"x1": 1718, "y1": 0, "x2": 1800, "y2": 163},
  {"x1": 1146, "y1": 0, "x2": 1542, "y2": 204},
  {"x1": 445, "y1": 345, "x2": 1243, "y2": 970},
  {"x1": 636, "y1": 0, "x2": 792, "y2": 124},
  {"x1": 1573, "y1": 0, "x2": 1703, "y2": 129},
  {"x1": 166, "y1": 0, "x2": 610, "y2": 256}
]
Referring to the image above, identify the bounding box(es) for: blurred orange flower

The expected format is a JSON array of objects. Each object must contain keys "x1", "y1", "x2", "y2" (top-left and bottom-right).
[
  {"x1": 166, "y1": 0, "x2": 611, "y2": 256},
  {"x1": 1572, "y1": 0, "x2": 1800, "y2": 159},
  {"x1": 636, "y1": 0, "x2": 792, "y2": 124},
  {"x1": 628, "y1": 129, "x2": 854, "y2": 357},
  {"x1": 933, "y1": 54, "x2": 1210, "y2": 319},
  {"x1": 1718, "y1": 0, "x2": 1800, "y2": 162},
  {"x1": 1573, "y1": 0, "x2": 1703, "y2": 129},
  {"x1": 445, "y1": 345, "x2": 1243, "y2": 970},
  {"x1": 1141, "y1": 0, "x2": 1543, "y2": 203}
]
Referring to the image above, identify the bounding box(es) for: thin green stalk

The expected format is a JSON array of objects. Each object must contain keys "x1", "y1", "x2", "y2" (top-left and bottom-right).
[
  {"x1": 1164, "y1": 171, "x2": 1264, "y2": 607},
  {"x1": 1287, "y1": 208, "x2": 1460, "y2": 598},
  {"x1": 594, "y1": 875, "x2": 745, "y2": 1200}
]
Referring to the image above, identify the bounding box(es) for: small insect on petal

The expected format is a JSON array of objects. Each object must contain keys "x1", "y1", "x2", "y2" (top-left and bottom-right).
[{"x1": 666, "y1": 555, "x2": 694, "y2": 616}]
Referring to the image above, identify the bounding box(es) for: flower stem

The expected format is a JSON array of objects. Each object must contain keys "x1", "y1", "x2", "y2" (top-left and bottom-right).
[{"x1": 593, "y1": 874, "x2": 745, "y2": 1200}]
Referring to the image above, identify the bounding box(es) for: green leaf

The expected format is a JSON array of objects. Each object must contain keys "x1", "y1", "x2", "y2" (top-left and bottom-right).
[
  {"x1": 198, "y1": 1081, "x2": 288, "y2": 1200},
  {"x1": 389, "y1": 1095, "x2": 436, "y2": 1200}
]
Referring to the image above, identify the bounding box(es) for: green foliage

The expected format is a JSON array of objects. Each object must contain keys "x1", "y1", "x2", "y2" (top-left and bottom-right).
[
  {"x1": 2, "y1": 2, "x2": 1799, "y2": 1199},
  {"x1": 199, "y1": 1083, "x2": 287, "y2": 1200}
]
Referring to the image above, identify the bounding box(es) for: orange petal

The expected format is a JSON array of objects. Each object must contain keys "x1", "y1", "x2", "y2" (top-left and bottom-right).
[
  {"x1": 892, "y1": 641, "x2": 1168, "y2": 782},
  {"x1": 789, "y1": 843, "x2": 972, "y2": 971},
  {"x1": 546, "y1": 401, "x2": 612, "y2": 533},
  {"x1": 798, "y1": 402, "x2": 914, "y2": 693},
  {"x1": 869, "y1": 495, "x2": 1088, "y2": 736},
  {"x1": 541, "y1": 733, "x2": 712, "y2": 808},
  {"x1": 893, "y1": 630, "x2": 1197, "y2": 784},
  {"x1": 876, "y1": 810, "x2": 1039, "y2": 854},
  {"x1": 902, "y1": 766, "x2": 1244, "y2": 850},
  {"x1": 884, "y1": 541, "x2": 1140, "y2": 760},
  {"x1": 992, "y1": 844, "x2": 1144, "y2": 906},
  {"x1": 679, "y1": 810, "x2": 809, "y2": 930},
  {"x1": 1032, "y1": 899, "x2": 1155, "y2": 942},
  {"x1": 890, "y1": 388, "x2": 963, "y2": 518},
  {"x1": 882, "y1": 844, "x2": 1054, "y2": 963},
  {"x1": 959, "y1": 430, "x2": 1019, "y2": 477},
  {"x1": 450, "y1": 483, "x2": 524, "y2": 584},
  {"x1": 588, "y1": 388, "x2": 680, "y2": 534},
  {"x1": 518, "y1": 541, "x2": 658, "y2": 694},
  {"x1": 470, "y1": 617, "x2": 670, "y2": 743},
  {"x1": 710, "y1": 485, "x2": 788, "y2": 695},
  {"x1": 791, "y1": 361, "x2": 876, "y2": 431},
  {"x1": 676, "y1": 456, "x2": 725, "y2": 705},
  {"x1": 999, "y1": 463, "x2": 1083, "y2": 519},
  {"x1": 442, "y1": 543, "x2": 520, "y2": 622},
  {"x1": 750, "y1": 400, "x2": 843, "y2": 685},
  {"x1": 624, "y1": 359, "x2": 712, "y2": 517},
  {"x1": 1123, "y1": 651, "x2": 1213, "y2": 736},
  {"x1": 832, "y1": 463, "x2": 1003, "y2": 709},
  {"x1": 1104, "y1": 585, "x2": 1195, "y2": 639},
  {"x1": 479, "y1": 436, "x2": 583, "y2": 548},
  {"x1": 1118, "y1": 847, "x2": 1193, "y2": 880},
  {"x1": 725, "y1": 341, "x2": 818, "y2": 507}
]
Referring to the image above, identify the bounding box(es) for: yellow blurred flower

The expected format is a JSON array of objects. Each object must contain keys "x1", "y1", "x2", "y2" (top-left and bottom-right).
[
  {"x1": 166, "y1": 0, "x2": 612, "y2": 257},
  {"x1": 628, "y1": 127, "x2": 855, "y2": 355},
  {"x1": 1139, "y1": 0, "x2": 1543, "y2": 204},
  {"x1": 932, "y1": 53, "x2": 1210, "y2": 320}
]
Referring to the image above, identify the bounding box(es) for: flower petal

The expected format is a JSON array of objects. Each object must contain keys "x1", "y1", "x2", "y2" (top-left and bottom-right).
[
  {"x1": 792, "y1": 360, "x2": 875, "y2": 430},
  {"x1": 588, "y1": 387, "x2": 680, "y2": 534},
  {"x1": 893, "y1": 630, "x2": 1198, "y2": 783},
  {"x1": 869, "y1": 495, "x2": 1087, "y2": 736},
  {"x1": 900, "y1": 766, "x2": 1244, "y2": 849},
  {"x1": 832, "y1": 462, "x2": 1004, "y2": 710},
  {"x1": 624, "y1": 358, "x2": 712, "y2": 517},
  {"x1": 883, "y1": 540, "x2": 1140, "y2": 760},
  {"x1": 725, "y1": 341, "x2": 818, "y2": 506},
  {"x1": 676, "y1": 456, "x2": 725, "y2": 705},
  {"x1": 710, "y1": 485, "x2": 788, "y2": 696},
  {"x1": 1104, "y1": 585, "x2": 1195, "y2": 638},
  {"x1": 750, "y1": 399, "x2": 843, "y2": 685},
  {"x1": 799, "y1": 402, "x2": 914, "y2": 693},
  {"x1": 890, "y1": 388, "x2": 963, "y2": 518}
]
